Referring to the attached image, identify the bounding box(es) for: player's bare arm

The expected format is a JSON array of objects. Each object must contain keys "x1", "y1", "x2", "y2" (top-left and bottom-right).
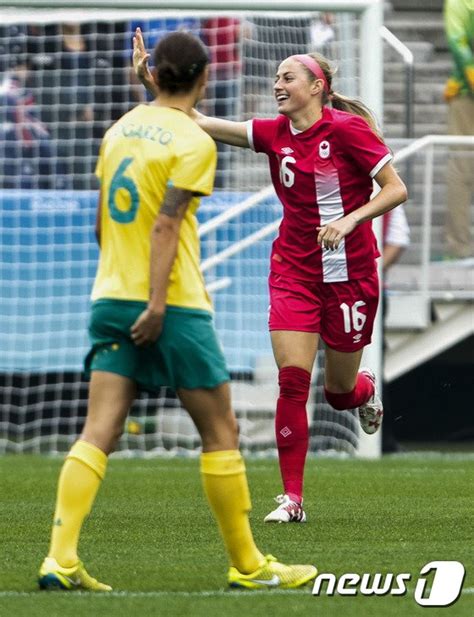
[
  {"x1": 130, "y1": 187, "x2": 192, "y2": 346},
  {"x1": 317, "y1": 163, "x2": 407, "y2": 251},
  {"x1": 353, "y1": 163, "x2": 408, "y2": 225},
  {"x1": 190, "y1": 108, "x2": 250, "y2": 148},
  {"x1": 133, "y1": 28, "x2": 249, "y2": 148}
]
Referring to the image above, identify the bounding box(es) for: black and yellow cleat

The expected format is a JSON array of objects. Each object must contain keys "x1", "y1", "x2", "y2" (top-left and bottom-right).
[
  {"x1": 38, "y1": 557, "x2": 112, "y2": 591},
  {"x1": 228, "y1": 554, "x2": 317, "y2": 590}
]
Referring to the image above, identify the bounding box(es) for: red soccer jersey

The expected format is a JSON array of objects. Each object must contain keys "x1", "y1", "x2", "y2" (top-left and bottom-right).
[{"x1": 247, "y1": 107, "x2": 392, "y2": 282}]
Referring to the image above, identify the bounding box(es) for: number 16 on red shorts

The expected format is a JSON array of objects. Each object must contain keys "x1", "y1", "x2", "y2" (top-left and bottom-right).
[{"x1": 268, "y1": 271, "x2": 380, "y2": 352}]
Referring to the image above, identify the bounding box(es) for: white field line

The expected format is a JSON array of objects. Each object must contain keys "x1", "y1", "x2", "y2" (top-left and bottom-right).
[
  {"x1": 0, "y1": 588, "x2": 473, "y2": 598},
  {"x1": 0, "y1": 589, "x2": 305, "y2": 598}
]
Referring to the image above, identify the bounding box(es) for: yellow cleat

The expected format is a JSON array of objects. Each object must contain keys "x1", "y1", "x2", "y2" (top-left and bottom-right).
[
  {"x1": 228, "y1": 554, "x2": 317, "y2": 590},
  {"x1": 38, "y1": 557, "x2": 112, "y2": 591}
]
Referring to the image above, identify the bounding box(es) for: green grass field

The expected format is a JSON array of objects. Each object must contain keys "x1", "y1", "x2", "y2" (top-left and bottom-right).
[{"x1": 1, "y1": 454, "x2": 473, "y2": 617}]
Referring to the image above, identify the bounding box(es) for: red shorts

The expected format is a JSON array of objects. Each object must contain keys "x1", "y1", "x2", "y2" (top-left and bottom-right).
[{"x1": 268, "y1": 271, "x2": 380, "y2": 352}]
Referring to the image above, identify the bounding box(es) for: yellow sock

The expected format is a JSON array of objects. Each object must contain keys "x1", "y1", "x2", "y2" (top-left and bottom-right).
[
  {"x1": 200, "y1": 450, "x2": 264, "y2": 574},
  {"x1": 48, "y1": 440, "x2": 107, "y2": 568}
]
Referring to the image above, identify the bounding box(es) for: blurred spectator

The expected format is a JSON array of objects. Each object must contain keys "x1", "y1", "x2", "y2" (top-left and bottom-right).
[
  {"x1": 0, "y1": 27, "x2": 66, "y2": 190},
  {"x1": 310, "y1": 12, "x2": 335, "y2": 53},
  {"x1": 87, "y1": 21, "x2": 136, "y2": 141},
  {"x1": 381, "y1": 206, "x2": 410, "y2": 453},
  {"x1": 201, "y1": 18, "x2": 241, "y2": 119},
  {"x1": 27, "y1": 23, "x2": 97, "y2": 189},
  {"x1": 130, "y1": 16, "x2": 200, "y2": 47},
  {"x1": 201, "y1": 18, "x2": 244, "y2": 188},
  {"x1": 443, "y1": 0, "x2": 474, "y2": 259}
]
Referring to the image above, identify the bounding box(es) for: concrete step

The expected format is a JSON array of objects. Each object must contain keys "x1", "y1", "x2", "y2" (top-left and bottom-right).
[
  {"x1": 396, "y1": 234, "x2": 474, "y2": 262},
  {"x1": 384, "y1": 20, "x2": 447, "y2": 51},
  {"x1": 390, "y1": 0, "x2": 443, "y2": 11},
  {"x1": 402, "y1": 199, "x2": 449, "y2": 219},
  {"x1": 399, "y1": 245, "x2": 474, "y2": 268},
  {"x1": 405, "y1": 212, "x2": 474, "y2": 230},
  {"x1": 428, "y1": 51, "x2": 455, "y2": 63},
  {"x1": 404, "y1": 194, "x2": 448, "y2": 207},
  {"x1": 387, "y1": 261, "x2": 474, "y2": 293},
  {"x1": 384, "y1": 82, "x2": 445, "y2": 105},
  {"x1": 396, "y1": 245, "x2": 451, "y2": 266},
  {"x1": 385, "y1": 11, "x2": 444, "y2": 23},
  {"x1": 403, "y1": 209, "x2": 446, "y2": 227},
  {"x1": 385, "y1": 302, "x2": 473, "y2": 381},
  {"x1": 384, "y1": 122, "x2": 447, "y2": 138},
  {"x1": 384, "y1": 40, "x2": 434, "y2": 63},
  {"x1": 406, "y1": 189, "x2": 469, "y2": 206},
  {"x1": 384, "y1": 60, "x2": 451, "y2": 83},
  {"x1": 406, "y1": 227, "x2": 445, "y2": 244},
  {"x1": 384, "y1": 103, "x2": 447, "y2": 125}
]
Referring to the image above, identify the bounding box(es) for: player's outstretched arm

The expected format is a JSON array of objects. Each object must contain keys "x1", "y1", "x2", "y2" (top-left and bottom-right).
[
  {"x1": 190, "y1": 108, "x2": 250, "y2": 148},
  {"x1": 133, "y1": 27, "x2": 249, "y2": 148}
]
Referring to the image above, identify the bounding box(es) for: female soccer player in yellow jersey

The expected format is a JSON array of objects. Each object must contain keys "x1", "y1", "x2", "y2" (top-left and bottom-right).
[{"x1": 38, "y1": 31, "x2": 317, "y2": 592}]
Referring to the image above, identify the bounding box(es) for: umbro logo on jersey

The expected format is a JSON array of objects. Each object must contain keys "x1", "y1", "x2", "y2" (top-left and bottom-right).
[
  {"x1": 319, "y1": 140, "x2": 330, "y2": 159},
  {"x1": 281, "y1": 147, "x2": 294, "y2": 154}
]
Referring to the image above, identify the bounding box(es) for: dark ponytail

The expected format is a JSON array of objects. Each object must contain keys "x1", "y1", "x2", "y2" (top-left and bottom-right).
[{"x1": 153, "y1": 32, "x2": 209, "y2": 94}]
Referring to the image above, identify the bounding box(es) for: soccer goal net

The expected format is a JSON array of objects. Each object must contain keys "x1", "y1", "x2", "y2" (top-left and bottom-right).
[{"x1": 0, "y1": 1, "x2": 383, "y2": 457}]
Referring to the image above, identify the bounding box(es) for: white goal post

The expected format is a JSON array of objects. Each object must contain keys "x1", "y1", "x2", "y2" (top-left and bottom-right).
[{"x1": 0, "y1": 0, "x2": 384, "y2": 458}]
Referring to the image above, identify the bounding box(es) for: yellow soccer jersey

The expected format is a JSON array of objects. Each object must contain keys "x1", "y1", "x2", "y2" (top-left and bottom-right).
[{"x1": 92, "y1": 105, "x2": 216, "y2": 312}]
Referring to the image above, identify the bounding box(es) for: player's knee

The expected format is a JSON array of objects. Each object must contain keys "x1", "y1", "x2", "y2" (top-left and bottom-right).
[
  {"x1": 81, "y1": 421, "x2": 123, "y2": 455},
  {"x1": 279, "y1": 366, "x2": 311, "y2": 403},
  {"x1": 201, "y1": 410, "x2": 239, "y2": 451},
  {"x1": 108, "y1": 424, "x2": 125, "y2": 452},
  {"x1": 221, "y1": 412, "x2": 239, "y2": 449},
  {"x1": 324, "y1": 387, "x2": 355, "y2": 410}
]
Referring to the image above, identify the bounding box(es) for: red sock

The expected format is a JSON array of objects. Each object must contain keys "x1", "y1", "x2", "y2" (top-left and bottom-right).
[
  {"x1": 275, "y1": 366, "x2": 311, "y2": 503},
  {"x1": 324, "y1": 371, "x2": 374, "y2": 410}
]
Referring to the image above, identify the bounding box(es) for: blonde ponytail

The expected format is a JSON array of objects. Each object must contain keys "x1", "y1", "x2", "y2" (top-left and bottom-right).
[
  {"x1": 304, "y1": 52, "x2": 383, "y2": 139},
  {"x1": 329, "y1": 91, "x2": 382, "y2": 138}
]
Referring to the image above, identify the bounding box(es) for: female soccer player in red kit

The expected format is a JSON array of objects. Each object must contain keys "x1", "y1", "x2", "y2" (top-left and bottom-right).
[{"x1": 134, "y1": 34, "x2": 407, "y2": 524}]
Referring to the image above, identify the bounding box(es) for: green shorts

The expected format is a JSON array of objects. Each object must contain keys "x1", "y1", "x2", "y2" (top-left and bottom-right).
[{"x1": 85, "y1": 299, "x2": 230, "y2": 392}]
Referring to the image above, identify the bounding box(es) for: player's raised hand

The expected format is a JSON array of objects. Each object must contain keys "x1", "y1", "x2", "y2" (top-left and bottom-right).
[{"x1": 133, "y1": 27, "x2": 156, "y2": 93}]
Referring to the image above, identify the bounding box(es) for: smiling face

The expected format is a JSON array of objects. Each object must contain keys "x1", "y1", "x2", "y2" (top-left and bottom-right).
[{"x1": 274, "y1": 57, "x2": 323, "y2": 117}]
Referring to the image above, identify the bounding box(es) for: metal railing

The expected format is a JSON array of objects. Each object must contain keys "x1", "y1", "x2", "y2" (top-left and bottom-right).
[
  {"x1": 392, "y1": 134, "x2": 474, "y2": 325},
  {"x1": 380, "y1": 25, "x2": 414, "y2": 139}
]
